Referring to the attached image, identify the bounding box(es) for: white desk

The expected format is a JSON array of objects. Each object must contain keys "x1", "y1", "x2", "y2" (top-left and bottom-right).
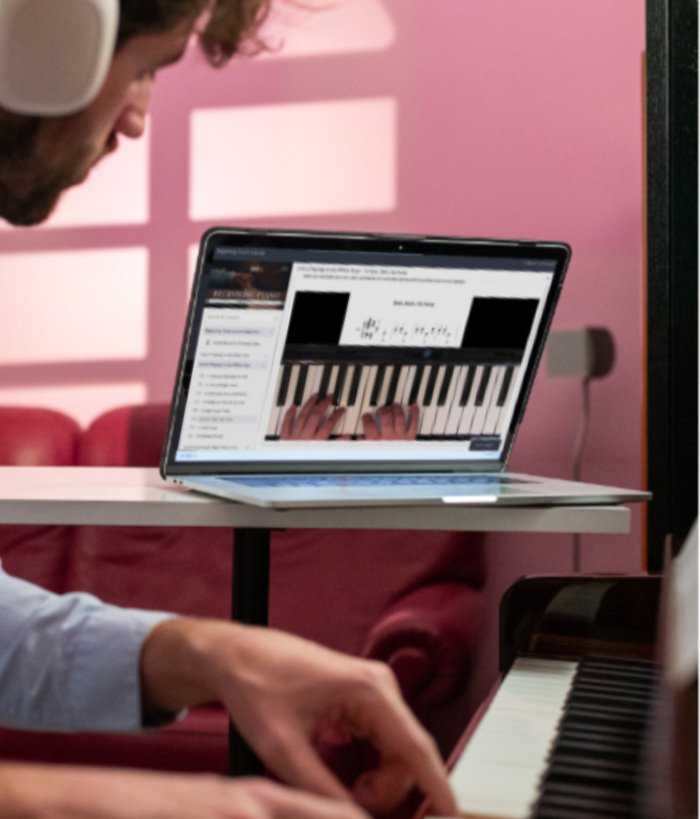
[
  {"x1": 0, "y1": 465, "x2": 634, "y2": 775},
  {"x1": 0, "y1": 466, "x2": 631, "y2": 533}
]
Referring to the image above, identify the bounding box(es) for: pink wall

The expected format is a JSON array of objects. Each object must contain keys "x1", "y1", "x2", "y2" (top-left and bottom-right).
[{"x1": 0, "y1": 0, "x2": 647, "y2": 697}]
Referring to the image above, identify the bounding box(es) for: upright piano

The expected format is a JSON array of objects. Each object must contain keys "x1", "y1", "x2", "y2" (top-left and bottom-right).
[{"x1": 423, "y1": 528, "x2": 697, "y2": 819}]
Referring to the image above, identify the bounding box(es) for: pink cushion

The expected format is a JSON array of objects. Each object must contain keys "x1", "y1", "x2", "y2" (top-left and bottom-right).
[
  {"x1": 362, "y1": 582, "x2": 483, "y2": 710},
  {"x1": 77, "y1": 403, "x2": 170, "y2": 467},
  {"x1": 0, "y1": 406, "x2": 80, "y2": 466},
  {"x1": 0, "y1": 407, "x2": 81, "y2": 591}
]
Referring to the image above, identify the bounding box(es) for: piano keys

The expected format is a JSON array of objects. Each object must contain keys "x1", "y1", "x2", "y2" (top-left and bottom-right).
[
  {"x1": 419, "y1": 575, "x2": 669, "y2": 819},
  {"x1": 265, "y1": 351, "x2": 521, "y2": 441},
  {"x1": 429, "y1": 655, "x2": 659, "y2": 819}
]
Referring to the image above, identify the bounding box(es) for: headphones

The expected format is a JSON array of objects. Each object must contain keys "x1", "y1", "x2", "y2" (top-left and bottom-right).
[{"x1": 0, "y1": 0, "x2": 118, "y2": 116}]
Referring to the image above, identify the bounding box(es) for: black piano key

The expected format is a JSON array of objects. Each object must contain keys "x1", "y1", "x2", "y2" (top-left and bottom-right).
[
  {"x1": 496, "y1": 365, "x2": 514, "y2": 406},
  {"x1": 538, "y1": 781, "x2": 640, "y2": 806},
  {"x1": 459, "y1": 366, "x2": 476, "y2": 406},
  {"x1": 436, "y1": 364, "x2": 454, "y2": 405},
  {"x1": 347, "y1": 365, "x2": 363, "y2": 405},
  {"x1": 385, "y1": 365, "x2": 401, "y2": 405},
  {"x1": 474, "y1": 365, "x2": 492, "y2": 406},
  {"x1": 535, "y1": 787, "x2": 638, "y2": 816},
  {"x1": 333, "y1": 364, "x2": 347, "y2": 405},
  {"x1": 583, "y1": 657, "x2": 658, "y2": 675},
  {"x1": 533, "y1": 800, "x2": 635, "y2": 819},
  {"x1": 578, "y1": 659, "x2": 658, "y2": 678},
  {"x1": 422, "y1": 365, "x2": 440, "y2": 406},
  {"x1": 558, "y1": 725, "x2": 642, "y2": 749},
  {"x1": 574, "y1": 671, "x2": 657, "y2": 692},
  {"x1": 567, "y1": 691, "x2": 652, "y2": 717},
  {"x1": 276, "y1": 364, "x2": 292, "y2": 405},
  {"x1": 293, "y1": 365, "x2": 308, "y2": 405},
  {"x1": 572, "y1": 683, "x2": 655, "y2": 708},
  {"x1": 544, "y1": 760, "x2": 639, "y2": 792},
  {"x1": 533, "y1": 806, "x2": 634, "y2": 819},
  {"x1": 317, "y1": 363, "x2": 332, "y2": 400},
  {"x1": 408, "y1": 365, "x2": 425, "y2": 405},
  {"x1": 549, "y1": 749, "x2": 639, "y2": 777},
  {"x1": 369, "y1": 365, "x2": 386, "y2": 406},
  {"x1": 565, "y1": 704, "x2": 649, "y2": 732}
]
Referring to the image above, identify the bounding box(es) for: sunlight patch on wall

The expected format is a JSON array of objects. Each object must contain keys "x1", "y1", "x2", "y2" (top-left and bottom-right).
[
  {"x1": 0, "y1": 383, "x2": 147, "y2": 428},
  {"x1": 261, "y1": 0, "x2": 395, "y2": 58},
  {"x1": 0, "y1": 248, "x2": 149, "y2": 364},
  {"x1": 190, "y1": 97, "x2": 397, "y2": 220},
  {"x1": 42, "y1": 128, "x2": 149, "y2": 228}
]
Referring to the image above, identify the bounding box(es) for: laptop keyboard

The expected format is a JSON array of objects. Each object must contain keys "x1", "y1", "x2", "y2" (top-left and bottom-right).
[{"x1": 224, "y1": 473, "x2": 518, "y2": 488}]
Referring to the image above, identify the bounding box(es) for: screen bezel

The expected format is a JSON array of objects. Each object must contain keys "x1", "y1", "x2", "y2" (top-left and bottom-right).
[{"x1": 161, "y1": 227, "x2": 570, "y2": 477}]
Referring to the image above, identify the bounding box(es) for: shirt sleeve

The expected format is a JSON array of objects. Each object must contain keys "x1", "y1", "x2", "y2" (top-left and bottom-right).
[{"x1": 0, "y1": 565, "x2": 175, "y2": 732}]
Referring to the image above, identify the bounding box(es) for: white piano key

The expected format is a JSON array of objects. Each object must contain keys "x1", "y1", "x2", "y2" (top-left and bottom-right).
[
  {"x1": 275, "y1": 365, "x2": 300, "y2": 436},
  {"x1": 482, "y1": 366, "x2": 505, "y2": 435},
  {"x1": 266, "y1": 366, "x2": 286, "y2": 437},
  {"x1": 419, "y1": 365, "x2": 445, "y2": 436},
  {"x1": 385, "y1": 364, "x2": 403, "y2": 406},
  {"x1": 457, "y1": 365, "x2": 482, "y2": 436},
  {"x1": 494, "y1": 364, "x2": 519, "y2": 434},
  {"x1": 393, "y1": 364, "x2": 410, "y2": 408},
  {"x1": 412, "y1": 365, "x2": 430, "y2": 413},
  {"x1": 291, "y1": 362, "x2": 309, "y2": 406},
  {"x1": 399, "y1": 364, "x2": 416, "y2": 406},
  {"x1": 376, "y1": 364, "x2": 392, "y2": 407},
  {"x1": 349, "y1": 365, "x2": 374, "y2": 436},
  {"x1": 316, "y1": 362, "x2": 334, "y2": 400},
  {"x1": 447, "y1": 657, "x2": 578, "y2": 819},
  {"x1": 333, "y1": 365, "x2": 353, "y2": 435},
  {"x1": 337, "y1": 363, "x2": 353, "y2": 403},
  {"x1": 432, "y1": 364, "x2": 460, "y2": 436},
  {"x1": 303, "y1": 364, "x2": 322, "y2": 406},
  {"x1": 470, "y1": 366, "x2": 497, "y2": 436},
  {"x1": 444, "y1": 365, "x2": 468, "y2": 436}
]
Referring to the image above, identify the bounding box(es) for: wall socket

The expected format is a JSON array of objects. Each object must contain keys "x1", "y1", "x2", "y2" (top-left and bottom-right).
[{"x1": 547, "y1": 327, "x2": 615, "y2": 380}]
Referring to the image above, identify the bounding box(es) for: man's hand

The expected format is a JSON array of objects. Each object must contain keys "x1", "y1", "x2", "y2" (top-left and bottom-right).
[
  {"x1": 0, "y1": 764, "x2": 374, "y2": 819},
  {"x1": 281, "y1": 395, "x2": 420, "y2": 441},
  {"x1": 281, "y1": 395, "x2": 346, "y2": 439},
  {"x1": 362, "y1": 403, "x2": 419, "y2": 440},
  {"x1": 140, "y1": 619, "x2": 458, "y2": 817}
]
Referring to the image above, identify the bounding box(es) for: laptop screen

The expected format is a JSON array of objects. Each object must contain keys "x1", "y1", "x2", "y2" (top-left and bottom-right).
[{"x1": 163, "y1": 229, "x2": 569, "y2": 475}]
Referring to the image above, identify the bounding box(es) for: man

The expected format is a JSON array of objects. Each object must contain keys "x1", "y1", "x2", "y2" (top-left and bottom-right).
[{"x1": 0, "y1": 2, "x2": 458, "y2": 818}]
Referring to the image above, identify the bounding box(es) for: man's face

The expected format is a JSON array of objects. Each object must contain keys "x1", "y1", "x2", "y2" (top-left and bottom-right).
[{"x1": 0, "y1": 20, "x2": 192, "y2": 226}]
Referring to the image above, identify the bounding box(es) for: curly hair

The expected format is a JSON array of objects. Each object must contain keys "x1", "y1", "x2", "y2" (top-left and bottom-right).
[{"x1": 117, "y1": 0, "x2": 273, "y2": 63}]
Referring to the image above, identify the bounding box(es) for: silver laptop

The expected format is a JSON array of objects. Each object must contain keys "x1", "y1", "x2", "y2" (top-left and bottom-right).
[{"x1": 160, "y1": 227, "x2": 650, "y2": 509}]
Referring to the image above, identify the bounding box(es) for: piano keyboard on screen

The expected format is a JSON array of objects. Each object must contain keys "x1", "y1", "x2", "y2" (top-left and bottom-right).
[
  {"x1": 266, "y1": 357, "x2": 520, "y2": 440},
  {"x1": 429, "y1": 655, "x2": 659, "y2": 819}
]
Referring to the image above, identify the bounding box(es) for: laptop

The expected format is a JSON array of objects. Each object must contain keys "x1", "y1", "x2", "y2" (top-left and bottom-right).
[{"x1": 160, "y1": 227, "x2": 651, "y2": 509}]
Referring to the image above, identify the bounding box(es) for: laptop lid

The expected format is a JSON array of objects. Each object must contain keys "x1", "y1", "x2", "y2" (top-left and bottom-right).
[{"x1": 161, "y1": 228, "x2": 570, "y2": 479}]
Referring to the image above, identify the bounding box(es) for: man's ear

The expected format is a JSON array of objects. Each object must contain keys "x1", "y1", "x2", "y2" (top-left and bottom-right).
[{"x1": 0, "y1": 0, "x2": 118, "y2": 116}]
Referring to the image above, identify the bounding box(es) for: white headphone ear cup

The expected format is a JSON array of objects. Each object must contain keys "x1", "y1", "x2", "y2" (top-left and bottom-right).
[{"x1": 0, "y1": 0, "x2": 118, "y2": 116}]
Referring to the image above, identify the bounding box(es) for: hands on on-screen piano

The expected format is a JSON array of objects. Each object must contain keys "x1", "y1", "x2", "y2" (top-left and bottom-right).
[
  {"x1": 265, "y1": 349, "x2": 520, "y2": 442},
  {"x1": 279, "y1": 394, "x2": 421, "y2": 441}
]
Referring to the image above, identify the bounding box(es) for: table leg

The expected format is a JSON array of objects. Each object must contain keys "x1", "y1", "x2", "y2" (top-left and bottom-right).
[{"x1": 229, "y1": 527, "x2": 270, "y2": 777}]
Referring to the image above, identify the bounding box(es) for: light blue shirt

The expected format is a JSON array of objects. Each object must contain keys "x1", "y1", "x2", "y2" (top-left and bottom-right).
[{"x1": 0, "y1": 566, "x2": 172, "y2": 732}]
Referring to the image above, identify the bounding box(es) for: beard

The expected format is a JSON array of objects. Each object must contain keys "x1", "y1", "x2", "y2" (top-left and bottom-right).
[{"x1": 0, "y1": 111, "x2": 102, "y2": 226}]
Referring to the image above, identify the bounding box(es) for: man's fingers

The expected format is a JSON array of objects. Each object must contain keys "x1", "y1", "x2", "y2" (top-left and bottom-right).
[
  {"x1": 280, "y1": 405, "x2": 297, "y2": 438},
  {"x1": 351, "y1": 760, "x2": 413, "y2": 815},
  {"x1": 316, "y1": 407, "x2": 345, "y2": 438},
  {"x1": 405, "y1": 403, "x2": 420, "y2": 437},
  {"x1": 260, "y1": 730, "x2": 354, "y2": 806},
  {"x1": 345, "y1": 667, "x2": 457, "y2": 816}
]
